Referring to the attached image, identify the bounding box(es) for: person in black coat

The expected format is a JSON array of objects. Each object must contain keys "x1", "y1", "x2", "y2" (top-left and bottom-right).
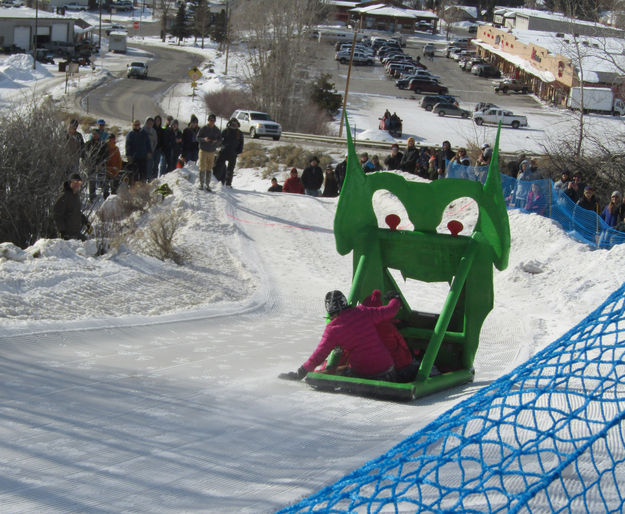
[
  {"x1": 334, "y1": 155, "x2": 347, "y2": 192},
  {"x1": 301, "y1": 156, "x2": 324, "y2": 196},
  {"x1": 125, "y1": 120, "x2": 152, "y2": 182},
  {"x1": 53, "y1": 174, "x2": 90, "y2": 241},
  {"x1": 384, "y1": 143, "x2": 403, "y2": 170},
  {"x1": 435, "y1": 140, "x2": 455, "y2": 179},
  {"x1": 214, "y1": 118, "x2": 244, "y2": 187},
  {"x1": 182, "y1": 115, "x2": 199, "y2": 163},
  {"x1": 577, "y1": 186, "x2": 599, "y2": 213},
  {"x1": 322, "y1": 166, "x2": 339, "y2": 197},
  {"x1": 399, "y1": 138, "x2": 419, "y2": 174}
]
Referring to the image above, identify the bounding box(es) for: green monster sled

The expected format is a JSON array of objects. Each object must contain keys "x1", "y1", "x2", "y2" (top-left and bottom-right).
[{"x1": 304, "y1": 120, "x2": 511, "y2": 401}]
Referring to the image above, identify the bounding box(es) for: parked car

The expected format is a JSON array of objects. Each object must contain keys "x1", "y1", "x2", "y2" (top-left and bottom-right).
[
  {"x1": 459, "y1": 57, "x2": 484, "y2": 71},
  {"x1": 423, "y1": 43, "x2": 435, "y2": 57},
  {"x1": 389, "y1": 63, "x2": 417, "y2": 78},
  {"x1": 111, "y1": 0, "x2": 133, "y2": 11},
  {"x1": 432, "y1": 102, "x2": 471, "y2": 118},
  {"x1": 473, "y1": 108, "x2": 528, "y2": 129},
  {"x1": 231, "y1": 109, "x2": 282, "y2": 140},
  {"x1": 472, "y1": 63, "x2": 501, "y2": 78},
  {"x1": 493, "y1": 78, "x2": 529, "y2": 94},
  {"x1": 417, "y1": 21, "x2": 434, "y2": 32},
  {"x1": 126, "y1": 61, "x2": 148, "y2": 79},
  {"x1": 474, "y1": 102, "x2": 499, "y2": 112},
  {"x1": 335, "y1": 50, "x2": 374, "y2": 65},
  {"x1": 409, "y1": 78, "x2": 448, "y2": 95},
  {"x1": 64, "y1": 2, "x2": 88, "y2": 10},
  {"x1": 421, "y1": 95, "x2": 457, "y2": 110},
  {"x1": 395, "y1": 69, "x2": 440, "y2": 88}
]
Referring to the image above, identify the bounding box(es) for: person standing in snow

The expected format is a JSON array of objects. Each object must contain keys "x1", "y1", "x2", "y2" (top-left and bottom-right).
[
  {"x1": 65, "y1": 119, "x2": 84, "y2": 175},
  {"x1": 301, "y1": 156, "x2": 324, "y2": 196},
  {"x1": 399, "y1": 137, "x2": 419, "y2": 174},
  {"x1": 84, "y1": 128, "x2": 108, "y2": 203},
  {"x1": 213, "y1": 117, "x2": 244, "y2": 187},
  {"x1": 384, "y1": 143, "x2": 403, "y2": 171},
  {"x1": 279, "y1": 290, "x2": 400, "y2": 382},
  {"x1": 601, "y1": 191, "x2": 622, "y2": 227},
  {"x1": 53, "y1": 173, "x2": 90, "y2": 241},
  {"x1": 197, "y1": 113, "x2": 222, "y2": 191},
  {"x1": 142, "y1": 117, "x2": 157, "y2": 181},
  {"x1": 322, "y1": 165, "x2": 339, "y2": 197},
  {"x1": 105, "y1": 133, "x2": 122, "y2": 198},
  {"x1": 267, "y1": 177, "x2": 282, "y2": 192},
  {"x1": 182, "y1": 114, "x2": 200, "y2": 163},
  {"x1": 125, "y1": 119, "x2": 152, "y2": 183}
]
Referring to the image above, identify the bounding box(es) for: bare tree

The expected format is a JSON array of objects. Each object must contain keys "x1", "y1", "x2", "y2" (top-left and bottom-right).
[
  {"x1": 193, "y1": 0, "x2": 211, "y2": 49},
  {"x1": 159, "y1": 0, "x2": 174, "y2": 42},
  {"x1": 0, "y1": 98, "x2": 81, "y2": 248},
  {"x1": 229, "y1": 0, "x2": 329, "y2": 131}
]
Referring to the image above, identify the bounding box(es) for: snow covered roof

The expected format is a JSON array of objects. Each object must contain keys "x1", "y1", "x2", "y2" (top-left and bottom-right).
[
  {"x1": 327, "y1": 0, "x2": 359, "y2": 7},
  {"x1": 0, "y1": 7, "x2": 75, "y2": 20},
  {"x1": 473, "y1": 38, "x2": 556, "y2": 82},
  {"x1": 446, "y1": 5, "x2": 478, "y2": 19},
  {"x1": 493, "y1": 6, "x2": 618, "y2": 31},
  {"x1": 511, "y1": 29, "x2": 625, "y2": 81},
  {"x1": 350, "y1": 4, "x2": 434, "y2": 19}
]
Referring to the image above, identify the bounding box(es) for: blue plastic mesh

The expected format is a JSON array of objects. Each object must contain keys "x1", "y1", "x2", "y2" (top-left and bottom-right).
[
  {"x1": 279, "y1": 283, "x2": 625, "y2": 513},
  {"x1": 445, "y1": 162, "x2": 625, "y2": 249}
]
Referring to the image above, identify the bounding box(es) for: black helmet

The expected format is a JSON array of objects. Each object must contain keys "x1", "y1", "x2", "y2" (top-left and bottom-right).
[{"x1": 325, "y1": 290, "x2": 348, "y2": 316}]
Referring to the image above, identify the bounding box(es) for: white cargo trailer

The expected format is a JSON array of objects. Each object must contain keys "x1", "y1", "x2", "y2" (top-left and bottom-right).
[
  {"x1": 108, "y1": 31, "x2": 127, "y2": 54},
  {"x1": 567, "y1": 87, "x2": 625, "y2": 115}
]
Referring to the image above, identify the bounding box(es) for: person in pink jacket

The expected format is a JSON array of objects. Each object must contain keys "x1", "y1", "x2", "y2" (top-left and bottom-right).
[
  {"x1": 280, "y1": 290, "x2": 400, "y2": 381},
  {"x1": 362, "y1": 289, "x2": 419, "y2": 382}
]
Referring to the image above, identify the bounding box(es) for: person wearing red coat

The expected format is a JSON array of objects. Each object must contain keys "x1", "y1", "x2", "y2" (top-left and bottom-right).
[
  {"x1": 280, "y1": 291, "x2": 400, "y2": 381},
  {"x1": 362, "y1": 290, "x2": 418, "y2": 382},
  {"x1": 282, "y1": 168, "x2": 305, "y2": 194}
]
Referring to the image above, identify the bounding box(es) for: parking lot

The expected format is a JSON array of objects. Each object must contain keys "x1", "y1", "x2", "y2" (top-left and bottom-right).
[{"x1": 312, "y1": 36, "x2": 540, "y2": 113}]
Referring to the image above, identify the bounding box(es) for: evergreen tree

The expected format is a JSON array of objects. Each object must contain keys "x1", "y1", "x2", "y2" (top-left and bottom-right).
[
  {"x1": 309, "y1": 74, "x2": 342, "y2": 116},
  {"x1": 172, "y1": 3, "x2": 189, "y2": 44},
  {"x1": 210, "y1": 9, "x2": 227, "y2": 45},
  {"x1": 194, "y1": 0, "x2": 211, "y2": 49}
]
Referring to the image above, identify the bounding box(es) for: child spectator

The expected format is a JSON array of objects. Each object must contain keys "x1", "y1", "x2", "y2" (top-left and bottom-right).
[
  {"x1": 601, "y1": 191, "x2": 622, "y2": 227},
  {"x1": 577, "y1": 185, "x2": 599, "y2": 212},
  {"x1": 524, "y1": 182, "x2": 546, "y2": 216},
  {"x1": 267, "y1": 177, "x2": 282, "y2": 192}
]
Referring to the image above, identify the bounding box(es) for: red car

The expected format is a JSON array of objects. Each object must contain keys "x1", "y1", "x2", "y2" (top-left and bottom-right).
[{"x1": 409, "y1": 78, "x2": 448, "y2": 95}]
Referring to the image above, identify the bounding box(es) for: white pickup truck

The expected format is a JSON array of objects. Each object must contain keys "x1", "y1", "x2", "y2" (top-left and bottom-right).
[{"x1": 473, "y1": 108, "x2": 528, "y2": 129}]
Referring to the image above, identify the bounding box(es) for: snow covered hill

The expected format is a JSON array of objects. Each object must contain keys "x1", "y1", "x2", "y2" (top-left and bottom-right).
[{"x1": 1, "y1": 163, "x2": 624, "y2": 511}]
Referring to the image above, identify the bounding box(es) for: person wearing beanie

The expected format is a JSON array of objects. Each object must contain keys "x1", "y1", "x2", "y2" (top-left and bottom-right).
[
  {"x1": 53, "y1": 174, "x2": 90, "y2": 241},
  {"x1": 197, "y1": 113, "x2": 222, "y2": 191},
  {"x1": 301, "y1": 156, "x2": 323, "y2": 196},
  {"x1": 279, "y1": 290, "x2": 402, "y2": 382},
  {"x1": 282, "y1": 167, "x2": 305, "y2": 194},
  {"x1": 601, "y1": 191, "x2": 622, "y2": 227}
]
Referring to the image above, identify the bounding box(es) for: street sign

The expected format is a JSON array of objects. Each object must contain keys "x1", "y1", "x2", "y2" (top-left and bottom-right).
[{"x1": 188, "y1": 66, "x2": 202, "y2": 81}]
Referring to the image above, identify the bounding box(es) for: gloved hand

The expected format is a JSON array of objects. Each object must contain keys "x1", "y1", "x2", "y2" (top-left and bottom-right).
[
  {"x1": 385, "y1": 290, "x2": 401, "y2": 302},
  {"x1": 279, "y1": 366, "x2": 307, "y2": 381}
]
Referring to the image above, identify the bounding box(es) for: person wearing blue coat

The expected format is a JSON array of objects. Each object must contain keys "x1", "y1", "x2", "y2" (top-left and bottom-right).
[{"x1": 601, "y1": 191, "x2": 622, "y2": 227}]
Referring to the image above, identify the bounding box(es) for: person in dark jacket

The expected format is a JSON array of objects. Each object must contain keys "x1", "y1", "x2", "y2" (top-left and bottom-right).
[
  {"x1": 601, "y1": 191, "x2": 622, "y2": 227},
  {"x1": 53, "y1": 174, "x2": 90, "y2": 241},
  {"x1": 214, "y1": 117, "x2": 244, "y2": 187},
  {"x1": 182, "y1": 114, "x2": 199, "y2": 163},
  {"x1": 384, "y1": 143, "x2": 403, "y2": 171},
  {"x1": 152, "y1": 114, "x2": 165, "y2": 178},
  {"x1": 334, "y1": 154, "x2": 348, "y2": 191},
  {"x1": 301, "y1": 156, "x2": 324, "y2": 196},
  {"x1": 125, "y1": 119, "x2": 152, "y2": 182},
  {"x1": 322, "y1": 166, "x2": 339, "y2": 197},
  {"x1": 399, "y1": 137, "x2": 419, "y2": 174},
  {"x1": 435, "y1": 140, "x2": 455, "y2": 179},
  {"x1": 268, "y1": 177, "x2": 282, "y2": 192},
  {"x1": 564, "y1": 172, "x2": 585, "y2": 203},
  {"x1": 577, "y1": 185, "x2": 599, "y2": 213},
  {"x1": 66, "y1": 119, "x2": 84, "y2": 174},
  {"x1": 197, "y1": 113, "x2": 222, "y2": 191},
  {"x1": 84, "y1": 128, "x2": 108, "y2": 202}
]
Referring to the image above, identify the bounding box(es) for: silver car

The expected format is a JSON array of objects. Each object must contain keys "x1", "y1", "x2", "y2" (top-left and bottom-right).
[{"x1": 232, "y1": 110, "x2": 282, "y2": 140}]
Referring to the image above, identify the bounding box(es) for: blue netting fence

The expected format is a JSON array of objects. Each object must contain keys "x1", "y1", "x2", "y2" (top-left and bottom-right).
[
  {"x1": 445, "y1": 162, "x2": 625, "y2": 250},
  {"x1": 279, "y1": 281, "x2": 625, "y2": 513}
]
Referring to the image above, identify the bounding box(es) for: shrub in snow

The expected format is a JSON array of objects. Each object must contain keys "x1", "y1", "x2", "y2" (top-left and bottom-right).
[{"x1": 140, "y1": 209, "x2": 188, "y2": 265}]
